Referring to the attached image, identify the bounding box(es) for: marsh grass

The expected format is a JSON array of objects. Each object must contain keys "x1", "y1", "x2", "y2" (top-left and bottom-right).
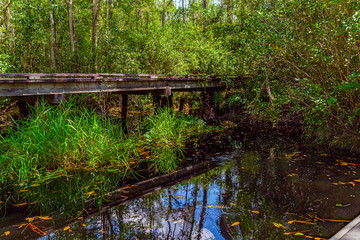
[
  {"x1": 0, "y1": 100, "x2": 138, "y2": 184},
  {"x1": 0, "y1": 100, "x2": 216, "y2": 214}
]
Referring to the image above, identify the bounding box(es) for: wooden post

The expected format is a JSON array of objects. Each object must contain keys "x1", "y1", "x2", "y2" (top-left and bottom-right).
[
  {"x1": 179, "y1": 97, "x2": 185, "y2": 112},
  {"x1": 168, "y1": 93, "x2": 173, "y2": 110},
  {"x1": 121, "y1": 94, "x2": 128, "y2": 134},
  {"x1": 16, "y1": 100, "x2": 29, "y2": 118},
  {"x1": 160, "y1": 96, "x2": 168, "y2": 108},
  {"x1": 153, "y1": 95, "x2": 161, "y2": 114}
]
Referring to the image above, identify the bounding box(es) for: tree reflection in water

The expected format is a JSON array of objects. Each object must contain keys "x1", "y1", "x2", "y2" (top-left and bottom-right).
[{"x1": 42, "y1": 140, "x2": 360, "y2": 240}]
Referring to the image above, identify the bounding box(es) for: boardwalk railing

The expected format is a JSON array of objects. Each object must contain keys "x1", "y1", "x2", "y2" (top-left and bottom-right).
[{"x1": 0, "y1": 73, "x2": 226, "y2": 97}]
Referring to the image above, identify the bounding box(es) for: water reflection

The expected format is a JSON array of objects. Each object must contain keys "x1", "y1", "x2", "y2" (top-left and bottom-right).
[{"x1": 40, "y1": 139, "x2": 360, "y2": 240}]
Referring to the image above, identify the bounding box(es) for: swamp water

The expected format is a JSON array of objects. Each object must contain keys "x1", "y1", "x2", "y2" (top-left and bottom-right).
[{"x1": 1, "y1": 133, "x2": 360, "y2": 240}]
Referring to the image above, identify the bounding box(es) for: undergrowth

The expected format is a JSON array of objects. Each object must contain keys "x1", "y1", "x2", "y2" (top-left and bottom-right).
[{"x1": 0, "y1": 100, "x2": 214, "y2": 186}]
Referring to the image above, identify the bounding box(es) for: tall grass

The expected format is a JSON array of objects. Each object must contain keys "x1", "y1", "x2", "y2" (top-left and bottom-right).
[
  {"x1": 0, "y1": 100, "x2": 213, "y2": 185},
  {"x1": 0, "y1": 100, "x2": 137, "y2": 184}
]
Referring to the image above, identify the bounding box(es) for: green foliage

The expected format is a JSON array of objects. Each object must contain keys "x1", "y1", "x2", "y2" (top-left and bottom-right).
[
  {"x1": 0, "y1": 100, "x2": 212, "y2": 185},
  {"x1": 1, "y1": 0, "x2": 360, "y2": 142},
  {"x1": 142, "y1": 109, "x2": 209, "y2": 174},
  {"x1": 0, "y1": 100, "x2": 134, "y2": 183}
]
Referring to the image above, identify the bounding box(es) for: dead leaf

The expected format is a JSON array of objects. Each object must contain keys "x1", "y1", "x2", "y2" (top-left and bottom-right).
[
  {"x1": 272, "y1": 222, "x2": 286, "y2": 229},
  {"x1": 288, "y1": 220, "x2": 315, "y2": 225},
  {"x1": 15, "y1": 203, "x2": 27, "y2": 207},
  {"x1": 231, "y1": 222, "x2": 240, "y2": 226},
  {"x1": 63, "y1": 226, "x2": 70, "y2": 231}
]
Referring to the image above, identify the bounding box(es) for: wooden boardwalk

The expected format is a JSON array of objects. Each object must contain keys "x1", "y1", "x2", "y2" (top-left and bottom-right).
[
  {"x1": 0, "y1": 73, "x2": 227, "y2": 119},
  {"x1": 0, "y1": 73, "x2": 225, "y2": 97}
]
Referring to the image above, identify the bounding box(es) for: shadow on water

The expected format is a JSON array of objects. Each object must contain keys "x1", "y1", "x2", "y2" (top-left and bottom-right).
[{"x1": 1, "y1": 131, "x2": 360, "y2": 239}]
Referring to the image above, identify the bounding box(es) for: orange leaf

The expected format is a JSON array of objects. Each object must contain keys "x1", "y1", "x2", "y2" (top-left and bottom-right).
[
  {"x1": 4, "y1": 231, "x2": 10, "y2": 236},
  {"x1": 288, "y1": 220, "x2": 315, "y2": 225},
  {"x1": 63, "y1": 226, "x2": 70, "y2": 231},
  {"x1": 231, "y1": 222, "x2": 240, "y2": 226},
  {"x1": 323, "y1": 219, "x2": 350, "y2": 223},
  {"x1": 15, "y1": 203, "x2": 27, "y2": 207}
]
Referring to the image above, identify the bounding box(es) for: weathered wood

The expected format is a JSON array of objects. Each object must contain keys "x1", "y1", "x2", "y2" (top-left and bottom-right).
[
  {"x1": 121, "y1": 94, "x2": 128, "y2": 134},
  {"x1": 179, "y1": 97, "x2": 185, "y2": 112},
  {"x1": 153, "y1": 95, "x2": 161, "y2": 113},
  {"x1": 16, "y1": 100, "x2": 29, "y2": 118},
  {"x1": 0, "y1": 74, "x2": 227, "y2": 97}
]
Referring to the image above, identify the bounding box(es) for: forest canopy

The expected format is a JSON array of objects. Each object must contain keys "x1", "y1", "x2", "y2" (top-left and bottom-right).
[{"x1": 0, "y1": 0, "x2": 360, "y2": 143}]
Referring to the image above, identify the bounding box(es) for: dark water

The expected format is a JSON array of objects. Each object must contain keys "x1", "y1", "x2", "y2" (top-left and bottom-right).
[{"x1": 2, "y1": 135, "x2": 360, "y2": 239}]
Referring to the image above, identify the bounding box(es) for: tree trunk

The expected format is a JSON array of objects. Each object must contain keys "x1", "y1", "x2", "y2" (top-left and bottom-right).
[
  {"x1": 161, "y1": 0, "x2": 166, "y2": 28},
  {"x1": 227, "y1": 0, "x2": 233, "y2": 25},
  {"x1": 203, "y1": 0, "x2": 206, "y2": 9},
  {"x1": 108, "y1": 0, "x2": 113, "y2": 28},
  {"x1": 49, "y1": 3, "x2": 56, "y2": 71},
  {"x1": 0, "y1": 0, "x2": 12, "y2": 29},
  {"x1": 92, "y1": 0, "x2": 101, "y2": 48},
  {"x1": 68, "y1": 0, "x2": 75, "y2": 53},
  {"x1": 92, "y1": 0, "x2": 101, "y2": 71}
]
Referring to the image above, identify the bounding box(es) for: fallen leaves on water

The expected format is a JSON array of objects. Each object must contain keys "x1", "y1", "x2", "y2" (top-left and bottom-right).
[
  {"x1": 3, "y1": 231, "x2": 10, "y2": 236},
  {"x1": 306, "y1": 213, "x2": 324, "y2": 222},
  {"x1": 167, "y1": 219, "x2": 175, "y2": 222},
  {"x1": 63, "y1": 226, "x2": 70, "y2": 231},
  {"x1": 288, "y1": 220, "x2": 315, "y2": 225},
  {"x1": 284, "y1": 230, "x2": 310, "y2": 235},
  {"x1": 38, "y1": 216, "x2": 52, "y2": 220},
  {"x1": 322, "y1": 219, "x2": 350, "y2": 223},
  {"x1": 231, "y1": 222, "x2": 240, "y2": 226},
  {"x1": 173, "y1": 220, "x2": 183, "y2": 224},
  {"x1": 216, "y1": 206, "x2": 226, "y2": 209},
  {"x1": 335, "y1": 161, "x2": 358, "y2": 166},
  {"x1": 99, "y1": 230, "x2": 105, "y2": 233},
  {"x1": 15, "y1": 203, "x2": 27, "y2": 207},
  {"x1": 205, "y1": 205, "x2": 212, "y2": 208},
  {"x1": 288, "y1": 173, "x2": 297, "y2": 177},
  {"x1": 272, "y1": 222, "x2": 286, "y2": 229},
  {"x1": 18, "y1": 223, "x2": 27, "y2": 229},
  {"x1": 26, "y1": 217, "x2": 37, "y2": 222},
  {"x1": 230, "y1": 203, "x2": 237, "y2": 206},
  {"x1": 332, "y1": 181, "x2": 356, "y2": 187},
  {"x1": 249, "y1": 210, "x2": 260, "y2": 214}
]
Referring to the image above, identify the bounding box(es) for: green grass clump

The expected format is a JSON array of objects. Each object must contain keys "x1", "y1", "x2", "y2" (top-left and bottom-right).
[
  {"x1": 0, "y1": 100, "x2": 137, "y2": 184},
  {"x1": 142, "y1": 109, "x2": 206, "y2": 173},
  {"x1": 0, "y1": 100, "x2": 214, "y2": 185}
]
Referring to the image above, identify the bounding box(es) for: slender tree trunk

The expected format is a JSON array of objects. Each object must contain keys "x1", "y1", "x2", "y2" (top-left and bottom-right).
[
  {"x1": 49, "y1": 3, "x2": 56, "y2": 71},
  {"x1": 108, "y1": 0, "x2": 113, "y2": 28},
  {"x1": 227, "y1": 0, "x2": 233, "y2": 24},
  {"x1": 0, "y1": 0, "x2": 12, "y2": 28},
  {"x1": 68, "y1": 0, "x2": 75, "y2": 53},
  {"x1": 92, "y1": 0, "x2": 100, "y2": 48},
  {"x1": 202, "y1": 0, "x2": 206, "y2": 9},
  {"x1": 92, "y1": 0, "x2": 101, "y2": 71},
  {"x1": 162, "y1": 0, "x2": 166, "y2": 28}
]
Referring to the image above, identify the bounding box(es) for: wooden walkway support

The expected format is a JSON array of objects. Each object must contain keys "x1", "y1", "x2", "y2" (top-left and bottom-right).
[
  {"x1": 0, "y1": 73, "x2": 228, "y2": 121},
  {"x1": 0, "y1": 73, "x2": 225, "y2": 97}
]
